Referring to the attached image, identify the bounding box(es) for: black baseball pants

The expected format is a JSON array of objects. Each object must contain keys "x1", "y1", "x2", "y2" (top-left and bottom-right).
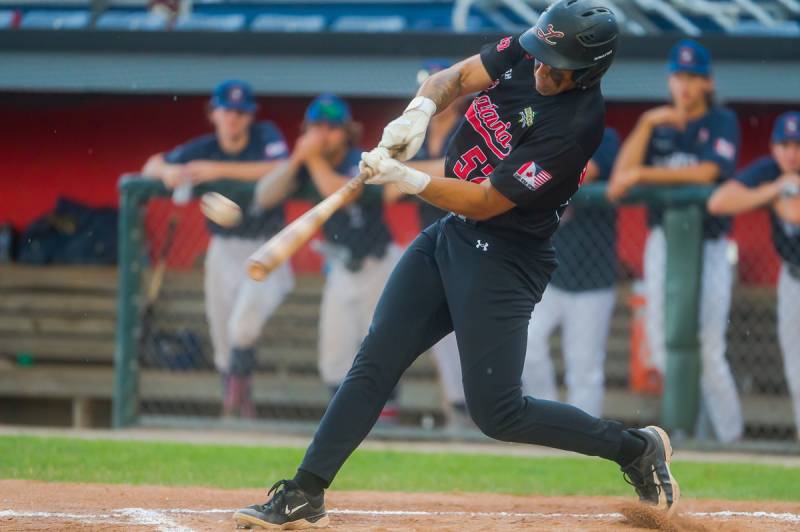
[{"x1": 299, "y1": 215, "x2": 625, "y2": 484}]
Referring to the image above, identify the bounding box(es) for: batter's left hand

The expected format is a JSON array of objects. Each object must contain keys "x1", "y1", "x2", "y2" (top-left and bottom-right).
[{"x1": 366, "y1": 159, "x2": 431, "y2": 195}]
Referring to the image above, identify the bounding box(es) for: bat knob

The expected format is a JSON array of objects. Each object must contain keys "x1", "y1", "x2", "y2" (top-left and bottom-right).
[{"x1": 247, "y1": 261, "x2": 269, "y2": 281}]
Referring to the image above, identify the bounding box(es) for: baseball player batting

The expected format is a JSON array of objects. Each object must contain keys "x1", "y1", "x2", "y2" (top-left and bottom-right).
[{"x1": 235, "y1": 2, "x2": 678, "y2": 529}]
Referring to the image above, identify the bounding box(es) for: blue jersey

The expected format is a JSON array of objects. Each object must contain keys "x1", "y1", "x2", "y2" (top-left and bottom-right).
[
  {"x1": 298, "y1": 147, "x2": 393, "y2": 271},
  {"x1": 734, "y1": 156, "x2": 800, "y2": 266},
  {"x1": 645, "y1": 106, "x2": 740, "y2": 239},
  {"x1": 413, "y1": 121, "x2": 462, "y2": 228},
  {"x1": 551, "y1": 128, "x2": 620, "y2": 292},
  {"x1": 165, "y1": 121, "x2": 289, "y2": 238}
]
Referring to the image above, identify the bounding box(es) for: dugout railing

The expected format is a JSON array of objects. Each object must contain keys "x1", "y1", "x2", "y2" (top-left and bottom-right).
[{"x1": 111, "y1": 175, "x2": 798, "y2": 445}]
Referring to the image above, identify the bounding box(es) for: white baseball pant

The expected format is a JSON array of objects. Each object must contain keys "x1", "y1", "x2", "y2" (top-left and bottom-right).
[
  {"x1": 778, "y1": 263, "x2": 800, "y2": 440},
  {"x1": 318, "y1": 244, "x2": 402, "y2": 386},
  {"x1": 204, "y1": 235, "x2": 294, "y2": 373},
  {"x1": 644, "y1": 227, "x2": 743, "y2": 443},
  {"x1": 522, "y1": 284, "x2": 616, "y2": 417}
]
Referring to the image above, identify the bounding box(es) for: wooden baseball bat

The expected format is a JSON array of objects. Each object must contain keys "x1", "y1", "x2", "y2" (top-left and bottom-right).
[{"x1": 247, "y1": 167, "x2": 375, "y2": 281}]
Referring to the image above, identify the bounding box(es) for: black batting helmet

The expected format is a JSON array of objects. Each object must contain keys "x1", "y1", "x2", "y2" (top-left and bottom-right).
[{"x1": 520, "y1": 0, "x2": 618, "y2": 89}]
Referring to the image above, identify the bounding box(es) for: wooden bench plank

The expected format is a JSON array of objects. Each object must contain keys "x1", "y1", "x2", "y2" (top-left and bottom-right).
[
  {"x1": 0, "y1": 316, "x2": 115, "y2": 336},
  {"x1": 0, "y1": 293, "x2": 117, "y2": 315},
  {"x1": 0, "y1": 265, "x2": 118, "y2": 291}
]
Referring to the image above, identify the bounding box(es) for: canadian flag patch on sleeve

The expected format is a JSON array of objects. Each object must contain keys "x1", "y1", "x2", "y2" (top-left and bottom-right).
[
  {"x1": 714, "y1": 138, "x2": 736, "y2": 160},
  {"x1": 513, "y1": 161, "x2": 553, "y2": 191}
]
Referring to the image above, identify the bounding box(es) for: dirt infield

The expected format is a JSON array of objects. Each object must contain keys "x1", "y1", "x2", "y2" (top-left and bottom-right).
[{"x1": 1, "y1": 480, "x2": 799, "y2": 531}]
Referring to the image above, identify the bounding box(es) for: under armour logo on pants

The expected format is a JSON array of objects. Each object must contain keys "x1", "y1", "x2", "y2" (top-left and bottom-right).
[{"x1": 476, "y1": 240, "x2": 489, "y2": 251}]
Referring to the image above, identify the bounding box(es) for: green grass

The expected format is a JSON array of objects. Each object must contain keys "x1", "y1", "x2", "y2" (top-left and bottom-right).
[{"x1": 1, "y1": 435, "x2": 798, "y2": 501}]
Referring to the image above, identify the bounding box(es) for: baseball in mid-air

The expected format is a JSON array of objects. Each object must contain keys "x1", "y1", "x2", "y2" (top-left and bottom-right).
[{"x1": 200, "y1": 192, "x2": 242, "y2": 228}]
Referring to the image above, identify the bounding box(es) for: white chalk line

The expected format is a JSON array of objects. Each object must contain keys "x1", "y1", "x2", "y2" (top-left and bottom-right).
[{"x1": 2, "y1": 507, "x2": 800, "y2": 530}]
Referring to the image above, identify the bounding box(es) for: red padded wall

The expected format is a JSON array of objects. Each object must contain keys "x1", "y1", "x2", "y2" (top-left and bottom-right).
[{"x1": 0, "y1": 93, "x2": 793, "y2": 282}]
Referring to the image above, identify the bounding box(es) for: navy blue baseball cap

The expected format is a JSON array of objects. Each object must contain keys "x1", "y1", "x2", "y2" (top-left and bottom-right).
[
  {"x1": 668, "y1": 39, "x2": 712, "y2": 77},
  {"x1": 210, "y1": 80, "x2": 257, "y2": 113},
  {"x1": 772, "y1": 111, "x2": 800, "y2": 143},
  {"x1": 304, "y1": 94, "x2": 352, "y2": 125},
  {"x1": 417, "y1": 59, "x2": 452, "y2": 85}
]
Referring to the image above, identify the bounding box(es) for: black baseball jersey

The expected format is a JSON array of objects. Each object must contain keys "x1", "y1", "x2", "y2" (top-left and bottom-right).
[{"x1": 443, "y1": 34, "x2": 605, "y2": 241}]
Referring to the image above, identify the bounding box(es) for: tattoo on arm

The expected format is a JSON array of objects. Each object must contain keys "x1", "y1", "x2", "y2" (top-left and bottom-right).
[{"x1": 419, "y1": 69, "x2": 463, "y2": 114}]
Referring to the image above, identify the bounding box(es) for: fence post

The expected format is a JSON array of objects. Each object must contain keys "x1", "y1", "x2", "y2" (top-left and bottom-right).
[
  {"x1": 113, "y1": 177, "x2": 145, "y2": 428},
  {"x1": 661, "y1": 204, "x2": 704, "y2": 433}
]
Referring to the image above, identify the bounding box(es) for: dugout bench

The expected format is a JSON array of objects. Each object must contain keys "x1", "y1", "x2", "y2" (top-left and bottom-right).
[{"x1": 0, "y1": 264, "x2": 794, "y2": 436}]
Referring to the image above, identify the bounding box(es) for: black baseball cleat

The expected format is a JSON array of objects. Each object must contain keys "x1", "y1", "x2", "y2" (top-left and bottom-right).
[
  {"x1": 620, "y1": 425, "x2": 680, "y2": 514},
  {"x1": 234, "y1": 479, "x2": 329, "y2": 529}
]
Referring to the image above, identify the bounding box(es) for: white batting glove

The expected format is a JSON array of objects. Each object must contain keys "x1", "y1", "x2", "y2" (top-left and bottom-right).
[
  {"x1": 378, "y1": 96, "x2": 437, "y2": 161},
  {"x1": 366, "y1": 159, "x2": 431, "y2": 195},
  {"x1": 359, "y1": 146, "x2": 390, "y2": 175}
]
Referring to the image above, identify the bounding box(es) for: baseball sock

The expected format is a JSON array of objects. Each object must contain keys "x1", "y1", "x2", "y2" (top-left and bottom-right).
[
  {"x1": 294, "y1": 469, "x2": 328, "y2": 497},
  {"x1": 615, "y1": 429, "x2": 647, "y2": 467}
]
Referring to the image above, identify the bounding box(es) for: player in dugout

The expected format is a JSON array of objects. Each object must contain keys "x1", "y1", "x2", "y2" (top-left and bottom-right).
[
  {"x1": 608, "y1": 39, "x2": 744, "y2": 443},
  {"x1": 142, "y1": 80, "x2": 292, "y2": 419},
  {"x1": 235, "y1": 2, "x2": 679, "y2": 529},
  {"x1": 251, "y1": 94, "x2": 405, "y2": 425},
  {"x1": 708, "y1": 111, "x2": 800, "y2": 441}
]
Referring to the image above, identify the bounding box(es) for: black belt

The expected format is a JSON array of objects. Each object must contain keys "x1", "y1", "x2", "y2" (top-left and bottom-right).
[{"x1": 449, "y1": 212, "x2": 479, "y2": 227}]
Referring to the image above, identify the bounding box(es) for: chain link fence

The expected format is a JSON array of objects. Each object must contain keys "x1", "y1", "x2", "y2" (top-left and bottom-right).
[{"x1": 109, "y1": 176, "x2": 800, "y2": 446}]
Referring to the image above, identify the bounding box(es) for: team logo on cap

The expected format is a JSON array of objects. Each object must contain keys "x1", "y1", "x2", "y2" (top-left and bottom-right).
[
  {"x1": 787, "y1": 118, "x2": 798, "y2": 134},
  {"x1": 536, "y1": 24, "x2": 565, "y2": 46},
  {"x1": 229, "y1": 86, "x2": 244, "y2": 102},
  {"x1": 679, "y1": 47, "x2": 694, "y2": 65}
]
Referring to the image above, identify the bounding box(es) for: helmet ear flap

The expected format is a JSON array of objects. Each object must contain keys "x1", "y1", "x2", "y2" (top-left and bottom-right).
[{"x1": 572, "y1": 62, "x2": 611, "y2": 89}]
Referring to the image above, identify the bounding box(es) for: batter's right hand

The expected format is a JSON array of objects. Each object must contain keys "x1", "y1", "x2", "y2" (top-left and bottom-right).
[{"x1": 378, "y1": 96, "x2": 437, "y2": 161}]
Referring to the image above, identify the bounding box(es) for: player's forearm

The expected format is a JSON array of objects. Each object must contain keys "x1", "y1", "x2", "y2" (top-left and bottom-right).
[
  {"x1": 418, "y1": 56, "x2": 490, "y2": 114},
  {"x1": 418, "y1": 69, "x2": 463, "y2": 115},
  {"x1": 306, "y1": 157, "x2": 356, "y2": 198},
  {"x1": 638, "y1": 162, "x2": 720, "y2": 186},
  {"x1": 612, "y1": 118, "x2": 653, "y2": 175},
  {"x1": 211, "y1": 160, "x2": 287, "y2": 181},
  {"x1": 707, "y1": 181, "x2": 781, "y2": 216},
  {"x1": 418, "y1": 177, "x2": 508, "y2": 221},
  {"x1": 142, "y1": 154, "x2": 173, "y2": 179},
  {"x1": 407, "y1": 159, "x2": 446, "y2": 176},
  {"x1": 254, "y1": 158, "x2": 302, "y2": 210}
]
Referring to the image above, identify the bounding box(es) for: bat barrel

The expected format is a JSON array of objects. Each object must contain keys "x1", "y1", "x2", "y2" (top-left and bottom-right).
[{"x1": 246, "y1": 170, "x2": 372, "y2": 281}]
